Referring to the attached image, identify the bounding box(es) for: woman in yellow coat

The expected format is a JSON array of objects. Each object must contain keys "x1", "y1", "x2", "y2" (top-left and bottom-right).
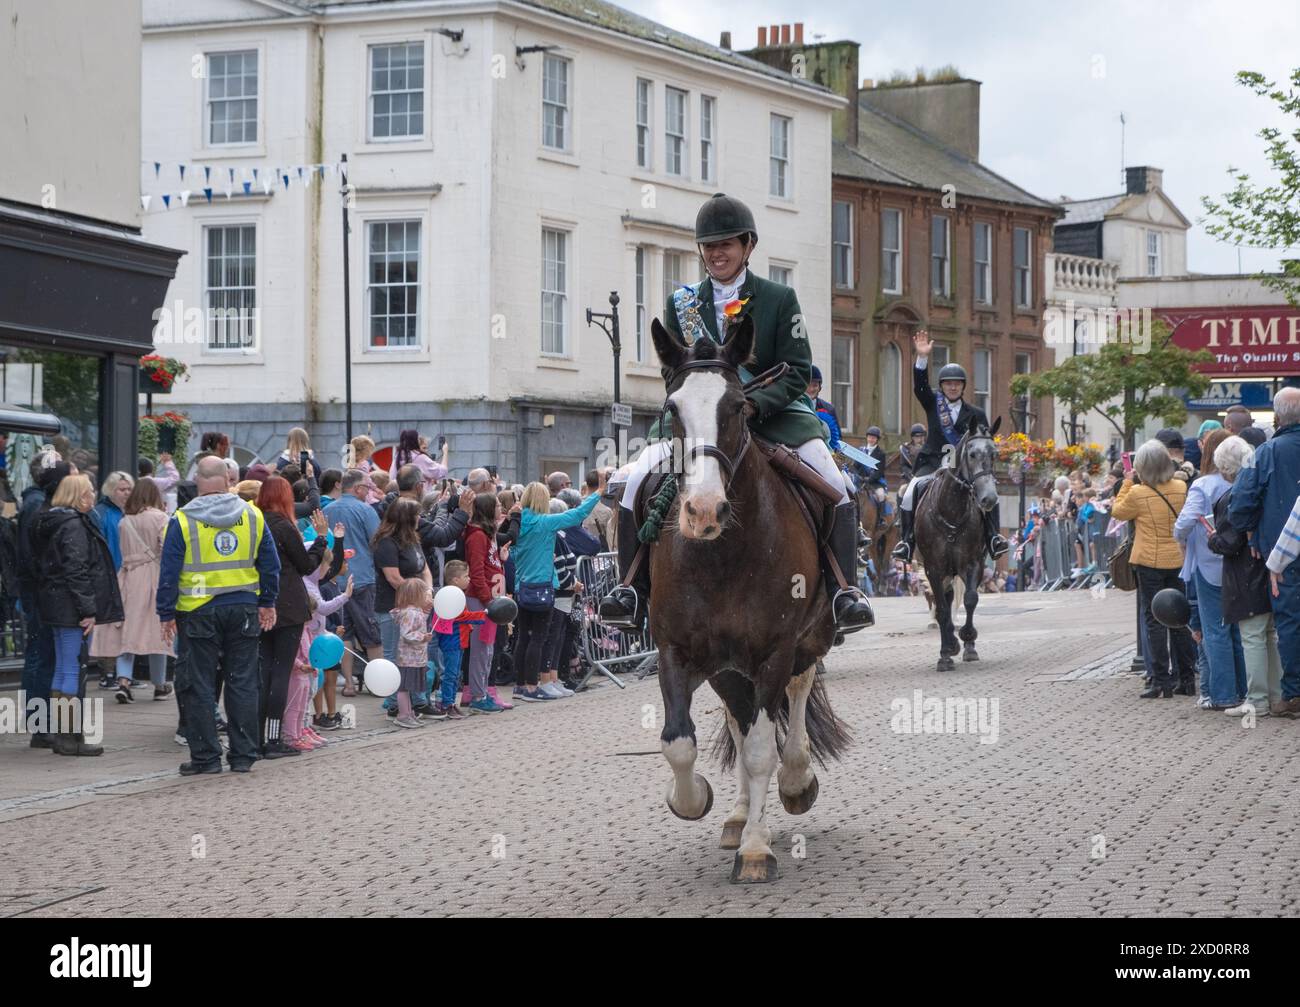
[{"x1": 1112, "y1": 440, "x2": 1195, "y2": 699}]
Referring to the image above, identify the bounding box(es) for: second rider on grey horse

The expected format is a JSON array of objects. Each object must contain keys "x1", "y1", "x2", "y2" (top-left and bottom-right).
[{"x1": 892, "y1": 328, "x2": 1010, "y2": 564}]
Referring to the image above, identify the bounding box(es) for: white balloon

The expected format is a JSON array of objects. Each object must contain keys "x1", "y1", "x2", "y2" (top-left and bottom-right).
[
  {"x1": 363, "y1": 658, "x2": 401, "y2": 698},
  {"x1": 433, "y1": 585, "x2": 467, "y2": 621}
]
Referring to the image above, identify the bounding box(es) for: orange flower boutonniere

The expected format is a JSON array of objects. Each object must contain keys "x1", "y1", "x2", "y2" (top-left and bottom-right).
[{"x1": 723, "y1": 296, "x2": 750, "y2": 319}]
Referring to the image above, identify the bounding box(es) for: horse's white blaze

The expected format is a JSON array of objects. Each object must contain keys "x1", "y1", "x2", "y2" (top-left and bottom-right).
[
  {"x1": 778, "y1": 667, "x2": 816, "y2": 799},
  {"x1": 671, "y1": 371, "x2": 728, "y2": 502},
  {"x1": 738, "y1": 712, "x2": 779, "y2": 857},
  {"x1": 663, "y1": 735, "x2": 708, "y2": 819}
]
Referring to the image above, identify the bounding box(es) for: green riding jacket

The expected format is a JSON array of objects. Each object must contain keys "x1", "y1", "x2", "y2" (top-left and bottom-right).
[{"x1": 650, "y1": 271, "x2": 826, "y2": 448}]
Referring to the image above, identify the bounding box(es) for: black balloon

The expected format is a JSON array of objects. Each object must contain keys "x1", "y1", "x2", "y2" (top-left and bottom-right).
[
  {"x1": 1151, "y1": 588, "x2": 1191, "y2": 629},
  {"x1": 487, "y1": 596, "x2": 518, "y2": 625}
]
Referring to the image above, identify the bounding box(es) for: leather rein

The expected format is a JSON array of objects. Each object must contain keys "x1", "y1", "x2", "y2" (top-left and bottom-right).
[
  {"x1": 931, "y1": 431, "x2": 996, "y2": 541},
  {"x1": 659, "y1": 360, "x2": 790, "y2": 487}
]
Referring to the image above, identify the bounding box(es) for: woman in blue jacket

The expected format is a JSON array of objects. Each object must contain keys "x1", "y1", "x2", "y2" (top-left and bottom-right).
[{"x1": 509, "y1": 476, "x2": 605, "y2": 703}]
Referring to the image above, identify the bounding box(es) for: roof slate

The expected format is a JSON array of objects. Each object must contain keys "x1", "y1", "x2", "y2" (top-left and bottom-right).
[{"x1": 834, "y1": 98, "x2": 1058, "y2": 211}]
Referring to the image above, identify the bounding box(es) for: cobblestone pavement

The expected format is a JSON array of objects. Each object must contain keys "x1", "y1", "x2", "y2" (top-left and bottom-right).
[{"x1": 2, "y1": 590, "x2": 1297, "y2": 917}]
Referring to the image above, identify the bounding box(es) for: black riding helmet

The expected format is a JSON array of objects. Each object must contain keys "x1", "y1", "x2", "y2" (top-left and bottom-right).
[
  {"x1": 696, "y1": 193, "x2": 757, "y2": 244},
  {"x1": 866, "y1": 426, "x2": 883, "y2": 438},
  {"x1": 937, "y1": 363, "x2": 967, "y2": 385},
  {"x1": 909, "y1": 423, "x2": 926, "y2": 436}
]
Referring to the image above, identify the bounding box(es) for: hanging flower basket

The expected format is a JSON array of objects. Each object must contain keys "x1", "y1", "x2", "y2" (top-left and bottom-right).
[
  {"x1": 138, "y1": 410, "x2": 192, "y2": 472},
  {"x1": 139, "y1": 354, "x2": 189, "y2": 393},
  {"x1": 995, "y1": 434, "x2": 1104, "y2": 477}
]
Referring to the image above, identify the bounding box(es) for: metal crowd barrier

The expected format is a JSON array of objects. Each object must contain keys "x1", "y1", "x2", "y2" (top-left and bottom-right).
[
  {"x1": 574, "y1": 552, "x2": 658, "y2": 690},
  {"x1": 1031, "y1": 510, "x2": 1121, "y2": 592}
]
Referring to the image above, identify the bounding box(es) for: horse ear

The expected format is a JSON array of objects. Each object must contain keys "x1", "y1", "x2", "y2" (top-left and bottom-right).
[
  {"x1": 990, "y1": 416, "x2": 1002, "y2": 436},
  {"x1": 722, "y1": 314, "x2": 756, "y2": 369},
  {"x1": 651, "y1": 318, "x2": 687, "y2": 372}
]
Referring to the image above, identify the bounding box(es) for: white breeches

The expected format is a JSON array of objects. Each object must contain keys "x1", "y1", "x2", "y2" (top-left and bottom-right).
[
  {"x1": 900, "y1": 472, "x2": 935, "y2": 511},
  {"x1": 615, "y1": 437, "x2": 851, "y2": 510}
]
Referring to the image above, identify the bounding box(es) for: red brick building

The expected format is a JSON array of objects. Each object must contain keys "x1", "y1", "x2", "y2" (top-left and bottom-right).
[{"x1": 743, "y1": 29, "x2": 1061, "y2": 460}]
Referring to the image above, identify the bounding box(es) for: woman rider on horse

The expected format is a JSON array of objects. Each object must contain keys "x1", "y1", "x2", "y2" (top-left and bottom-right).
[
  {"x1": 892, "y1": 328, "x2": 1010, "y2": 563},
  {"x1": 600, "y1": 192, "x2": 874, "y2": 639}
]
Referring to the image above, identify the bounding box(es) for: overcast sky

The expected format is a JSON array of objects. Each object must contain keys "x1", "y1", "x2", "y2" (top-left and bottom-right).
[{"x1": 630, "y1": 0, "x2": 1298, "y2": 275}]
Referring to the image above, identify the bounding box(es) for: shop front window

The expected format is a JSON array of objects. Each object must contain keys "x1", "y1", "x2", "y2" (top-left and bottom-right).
[{"x1": 0, "y1": 344, "x2": 102, "y2": 496}]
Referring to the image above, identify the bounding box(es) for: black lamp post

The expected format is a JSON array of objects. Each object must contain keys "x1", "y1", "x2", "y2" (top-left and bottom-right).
[
  {"x1": 1010, "y1": 393, "x2": 1035, "y2": 528},
  {"x1": 585, "y1": 291, "x2": 621, "y2": 438},
  {"x1": 340, "y1": 153, "x2": 354, "y2": 442}
]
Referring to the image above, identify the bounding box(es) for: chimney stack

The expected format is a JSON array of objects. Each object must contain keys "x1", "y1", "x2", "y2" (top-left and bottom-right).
[
  {"x1": 780, "y1": 24, "x2": 791, "y2": 45},
  {"x1": 757, "y1": 25, "x2": 766, "y2": 47},
  {"x1": 794, "y1": 22, "x2": 803, "y2": 44},
  {"x1": 720, "y1": 30, "x2": 731, "y2": 50},
  {"x1": 769, "y1": 24, "x2": 779, "y2": 45},
  {"x1": 1125, "y1": 166, "x2": 1163, "y2": 195}
]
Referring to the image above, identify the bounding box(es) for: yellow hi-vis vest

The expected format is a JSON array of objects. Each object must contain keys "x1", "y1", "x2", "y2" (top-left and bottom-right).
[{"x1": 176, "y1": 502, "x2": 265, "y2": 613}]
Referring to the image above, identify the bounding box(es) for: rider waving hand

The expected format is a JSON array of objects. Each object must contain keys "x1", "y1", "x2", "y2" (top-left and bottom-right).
[{"x1": 892, "y1": 328, "x2": 1009, "y2": 563}]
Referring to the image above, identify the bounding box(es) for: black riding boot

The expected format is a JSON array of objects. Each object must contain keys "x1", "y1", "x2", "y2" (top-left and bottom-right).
[
  {"x1": 984, "y1": 503, "x2": 1009, "y2": 559},
  {"x1": 825, "y1": 503, "x2": 874, "y2": 636},
  {"x1": 892, "y1": 507, "x2": 914, "y2": 563},
  {"x1": 599, "y1": 507, "x2": 650, "y2": 631}
]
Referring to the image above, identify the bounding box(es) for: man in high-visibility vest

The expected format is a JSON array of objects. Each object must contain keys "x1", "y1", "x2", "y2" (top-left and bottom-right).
[{"x1": 158, "y1": 456, "x2": 280, "y2": 776}]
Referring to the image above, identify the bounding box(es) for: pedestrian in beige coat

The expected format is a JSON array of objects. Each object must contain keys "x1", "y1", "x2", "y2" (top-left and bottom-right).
[{"x1": 92, "y1": 477, "x2": 174, "y2": 703}]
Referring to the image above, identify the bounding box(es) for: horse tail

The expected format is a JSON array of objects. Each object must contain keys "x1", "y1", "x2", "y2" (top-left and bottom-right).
[
  {"x1": 712, "y1": 716, "x2": 738, "y2": 773},
  {"x1": 802, "y1": 664, "x2": 853, "y2": 766},
  {"x1": 710, "y1": 661, "x2": 851, "y2": 772}
]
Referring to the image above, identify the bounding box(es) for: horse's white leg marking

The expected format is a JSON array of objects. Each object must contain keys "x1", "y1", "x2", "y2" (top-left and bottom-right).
[
  {"x1": 663, "y1": 735, "x2": 709, "y2": 819},
  {"x1": 738, "y1": 712, "x2": 779, "y2": 858},
  {"x1": 724, "y1": 710, "x2": 750, "y2": 829},
  {"x1": 778, "y1": 665, "x2": 817, "y2": 799}
]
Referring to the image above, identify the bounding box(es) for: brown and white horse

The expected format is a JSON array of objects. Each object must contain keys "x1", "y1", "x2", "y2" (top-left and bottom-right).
[{"x1": 647, "y1": 317, "x2": 850, "y2": 884}]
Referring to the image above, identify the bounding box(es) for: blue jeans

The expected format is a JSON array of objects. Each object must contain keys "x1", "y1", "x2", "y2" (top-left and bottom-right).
[
  {"x1": 1194, "y1": 571, "x2": 1246, "y2": 706},
  {"x1": 20, "y1": 594, "x2": 55, "y2": 729},
  {"x1": 438, "y1": 631, "x2": 463, "y2": 706},
  {"x1": 52, "y1": 627, "x2": 84, "y2": 694},
  {"x1": 1271, "y1": 565, "x2": 1300, "y2": 700}
]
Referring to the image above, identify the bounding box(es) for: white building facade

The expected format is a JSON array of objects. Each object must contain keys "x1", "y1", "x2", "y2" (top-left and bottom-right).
[{"x1": 140, "y1": 0, "x2": 840, "y2": 480}]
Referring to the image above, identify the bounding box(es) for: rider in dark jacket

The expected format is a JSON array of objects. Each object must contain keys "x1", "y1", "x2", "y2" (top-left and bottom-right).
[
  {"x1": 899, "y1": 423, "x2": 927, "y2": 482},
  {"x1": 893, "y1": 329, "x2": 1008, "y2": 563}
]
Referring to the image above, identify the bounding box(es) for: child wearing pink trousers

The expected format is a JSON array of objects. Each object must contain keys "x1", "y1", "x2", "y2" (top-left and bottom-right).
[{"x1": 286, "y1": 541, "x2": 351, "y2": 750}]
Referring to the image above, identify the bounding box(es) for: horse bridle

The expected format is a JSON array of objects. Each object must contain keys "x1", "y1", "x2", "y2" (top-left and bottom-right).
[
  {"x1": 947, "y1": 428, "x2": 996, "y2": 492},
  {"x1": 660, "y1": 359, "x2": 790, "y2": 487}
]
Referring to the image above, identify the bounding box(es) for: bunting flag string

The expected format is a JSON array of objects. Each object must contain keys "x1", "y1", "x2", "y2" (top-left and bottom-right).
[{"x1": 138, "y1": 159, "x2": 349, "y2": 214}]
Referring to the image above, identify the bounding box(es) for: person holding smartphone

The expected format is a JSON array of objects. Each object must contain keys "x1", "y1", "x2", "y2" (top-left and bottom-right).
[{"x1": 1172, "y1": 428, "x2": 1242, "y2": 709}]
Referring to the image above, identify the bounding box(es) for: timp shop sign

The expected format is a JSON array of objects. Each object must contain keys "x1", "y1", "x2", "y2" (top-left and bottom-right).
[{"x1": 1158, "y1": 307, "x2": 1300, "y2": 375}]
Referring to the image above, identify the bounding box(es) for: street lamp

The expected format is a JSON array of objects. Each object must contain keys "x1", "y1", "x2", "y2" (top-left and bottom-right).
[
  {"x1": 1010, "y1": 393, "x2": 1036, "y2": 528},
  {"x1": 586, "y1": 292, "x2": 622, "y2": 438}
]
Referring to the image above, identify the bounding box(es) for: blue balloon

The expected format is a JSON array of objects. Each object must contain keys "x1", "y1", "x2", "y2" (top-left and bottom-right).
[{"x1": 309, "y1": 633, "x2": 344, "y2": 671}]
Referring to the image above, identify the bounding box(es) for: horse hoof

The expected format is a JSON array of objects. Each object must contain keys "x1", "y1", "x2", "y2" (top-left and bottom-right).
[
  {"x1": 719, "y1": 821, "x2": 745, "y2": 849},
  {"x1": 779, "y1": 774, "x2": 819, "y2": 815},
  {"x1": 937, "y1": 657, "x2": 954, "y2": 672},
  {"x1": 963, "y1": 649, "x2": 980, "y2": 662},
  {"x1": 730, "y1": 851, "x2": 780, "y2": 884},
  {"x1": 667, "y1": 775, "x2": 713, "y2": 821}
]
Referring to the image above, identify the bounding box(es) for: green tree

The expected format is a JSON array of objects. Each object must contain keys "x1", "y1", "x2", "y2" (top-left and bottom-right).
[
  {"x1": 1010, "y1": 323, "x2": 1213, "y2": 450},
  {"x1": 1201, "y1": 68, "x2": 1300, "y2": 306}
]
